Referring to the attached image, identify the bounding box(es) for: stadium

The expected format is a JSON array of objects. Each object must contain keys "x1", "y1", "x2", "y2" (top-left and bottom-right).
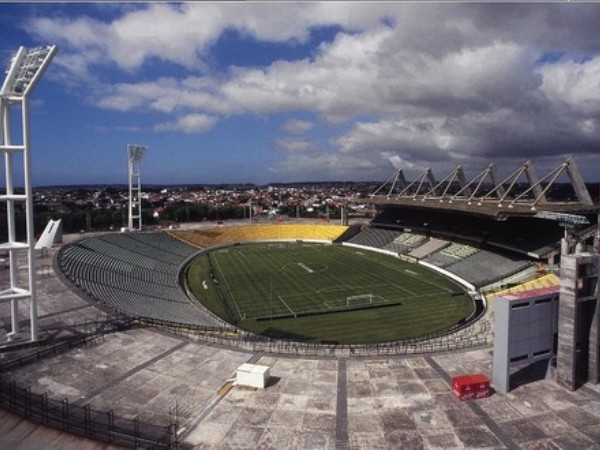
[{"x1": 2, "y1": 45, "x2": 600, "y2": 450}]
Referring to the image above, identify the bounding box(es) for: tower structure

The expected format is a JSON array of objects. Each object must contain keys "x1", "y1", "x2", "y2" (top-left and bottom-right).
[
  {"x1": 0, "y1": 45, "x2": 57, "y2": 342},
  {"x1": 127, "y1": 144, "x2": 147, "y2": 231},
  {"x1": 556, "y1": 253, "x2": 600, "y2": 390}
]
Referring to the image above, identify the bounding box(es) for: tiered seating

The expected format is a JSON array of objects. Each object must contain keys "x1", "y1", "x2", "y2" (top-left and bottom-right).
[
  {"x1": 171, "y1": 224, "x2": 348, "y2": 248},
  {"x1": 372, "y1": 205, "x2": 567, "y2": 257},
  {"x1": 486, "y1": 274, "x2": 560, "y2": 300},
  {"x1": 443, "y1": 250, "x2": 532, "y2": 288},
  {"x1": 383, "y1": 233, "x2": 427, "y2": 254},
  {"x1": 408, "y1": 238, "x2": 449, "y2": 259},
  {"x1": 424, "y1": 243, "x2": 478, "y2": 267},
  {"x1": 58, "y1": 232, "x2": 215, "y2": 326},
  {"x1": 346, "y1": 227, "x2": 402, "y2": 249},
  {"x1": 172, "y1": 229, "x2": 222, "y2": 248}
]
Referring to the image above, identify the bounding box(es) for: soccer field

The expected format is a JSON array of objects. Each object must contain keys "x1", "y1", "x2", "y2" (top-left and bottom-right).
[{"x1": 186, "y1": 243, "x2": 474, "y2": 343}]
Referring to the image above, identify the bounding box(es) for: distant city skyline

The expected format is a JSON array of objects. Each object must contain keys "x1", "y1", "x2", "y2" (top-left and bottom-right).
[{"x1": 1, "y1": 2, "x2": 600, "y2": 187}]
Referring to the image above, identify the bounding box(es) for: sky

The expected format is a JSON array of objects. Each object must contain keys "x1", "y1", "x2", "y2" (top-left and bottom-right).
[{"x1": 1, "y1": 2, "x2": 600, "y2": 187}]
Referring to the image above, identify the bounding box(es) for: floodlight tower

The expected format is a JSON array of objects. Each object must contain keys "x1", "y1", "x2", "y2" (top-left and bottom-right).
[
  {"x1": 127, "y1": 144, "x2": 147, "y2": 231},
  {"x1": 0, "y1": 45, "x2": 57, "y2": 342}
]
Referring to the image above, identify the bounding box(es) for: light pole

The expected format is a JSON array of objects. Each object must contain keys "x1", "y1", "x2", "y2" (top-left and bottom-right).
[
  {"x1": 127, "y1": 144, "x2": 147, "y2": 231},
  {"x1": 0, "y1": 45, "x2": 57, "y2": 342}
]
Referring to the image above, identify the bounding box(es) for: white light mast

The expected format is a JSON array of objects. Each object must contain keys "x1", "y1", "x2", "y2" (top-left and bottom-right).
[
  {"x1": 0, "y1": 45, "x2": 57, "y2": 342},
  {"x1": 127, "y1": 144, "x2": 147, "y2": 231}
]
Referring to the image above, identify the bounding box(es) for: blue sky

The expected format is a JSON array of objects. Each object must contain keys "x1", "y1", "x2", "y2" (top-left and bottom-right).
[{"x1": 1, "y1": 3, "x2": 600, "y2": 186}]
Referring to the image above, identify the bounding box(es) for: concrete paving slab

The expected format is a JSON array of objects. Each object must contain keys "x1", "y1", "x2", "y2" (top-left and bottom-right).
[
  {"x1": 306, "y1": 393, "x2": 337, "y2": 413},
  {"x1": 348, "y1": 431, "x2": 387, "y2": 449},
  {"x1": 419, "y1": 428, "x2": 461, "y2": 449},
  {"x1": 266, "y1": 408, "x2": 304, "y2": 429},
  {"x1": 347, "y1": 413, "x2": 384, "y2": 434},
  {"x1": 302, "y1": 411, "x2": 336, "y2": 433},
  {"x1": 296, "y1": 430, "x2": 335, "y2": 449},
  {"x1": 387, "y1": 430, "x2": 429, "y2": 449},
  {"x1": 220, "y1": 424, "x2": 265, "y2": 448},
  {"x1": 275, "y1": 392, "x2": 310, "y2": 411},
  {"x1": 184, "y1": 421, "x2": 231, "y2": 447},
  {"x1": 234, "y1": 407, "x2": 276, "y2": 428},
  {"x1": 499, "y1": 418, "x2": 548, "y2": 444},
  {"x1": 412, "y1": 409, "x2": 453, "y2": 429},
  {"x1": 454, "y1": 424, "x2": 505, "y2": 448},
  {"x1": 551, "y1": 432, "x2": 599, "y2": 449},
  {"x1": 255, "y1": 427, "x2": 300, "y2": 449}
]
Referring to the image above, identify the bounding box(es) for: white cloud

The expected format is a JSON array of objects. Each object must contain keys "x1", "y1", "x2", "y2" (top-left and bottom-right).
[
  {"x1": 539, "y1": 56, "x2": 600, "y2": 115},
  {"x1": 28, "y1": 3, "x2": 390, "y2": 73},
  {"x1": 154, "y1": 113, "x2": 217, "y2": 133},
  {"x1": 270, "y1": 151, "x2": 379, "y2": 179},
  {"x1": 283, "y1": 119, "x2": 313, "y2": 135},
  {"x1": 275, "y1": 138, "x2": 312, "y2": 153}
]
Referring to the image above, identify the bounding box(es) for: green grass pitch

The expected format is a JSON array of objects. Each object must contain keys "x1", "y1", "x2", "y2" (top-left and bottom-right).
[{"x1": 186, "y1": 243, "x2": 474, "y2": 344}]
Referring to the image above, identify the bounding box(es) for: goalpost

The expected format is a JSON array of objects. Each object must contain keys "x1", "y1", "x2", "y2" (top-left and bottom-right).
[{"x1": 346, "y1": 294, "x2": 374, "y2": 307}]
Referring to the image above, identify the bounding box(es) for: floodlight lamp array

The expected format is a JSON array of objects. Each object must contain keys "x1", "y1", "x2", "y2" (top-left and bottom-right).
[
  {"x1": 1, "y1": 45, "x2": 57, "y2": 98},
  {"x1": 128, "y1": 144, "x2": 147, "y2": 163}
]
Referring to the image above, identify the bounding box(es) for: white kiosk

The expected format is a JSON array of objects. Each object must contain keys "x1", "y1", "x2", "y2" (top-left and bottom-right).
[{"x1": 236, "y1": 363, "x2": 270, "y2": 389}]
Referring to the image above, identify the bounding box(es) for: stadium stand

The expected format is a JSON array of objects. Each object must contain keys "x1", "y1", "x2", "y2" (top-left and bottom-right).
[
  {"x1": 424, "y1": 242, "x2": 479, "y2": 267},
  {"x1": 486, "y1": 273, "x2": 560, "y2": 300},
  {"x1": 407, "y1": 237, "x2": 449, "y2": 259},
  {"x1": 442, "y1": 250, "x2": 532, "y2": 288},
  {"x1": 371, "y1": 205, "x2": 567, "y2": 258},
  {"x1": 383, "y1": 232, "x2": 428, "y2": 254},
  {"x1": 58, "y1": 232, "x2": 215, "y2": 326},
  {"x1": 345, "y1": 227, "x2": 402, "y2": 249},
  {"x1": 172, "y1": 224, "x2": 348, "y2": 248}
]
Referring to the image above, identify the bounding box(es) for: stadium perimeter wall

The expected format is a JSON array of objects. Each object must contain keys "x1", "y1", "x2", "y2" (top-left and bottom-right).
[{"x1": 342, "y1": 241, "x2": 398, "y2": 257}]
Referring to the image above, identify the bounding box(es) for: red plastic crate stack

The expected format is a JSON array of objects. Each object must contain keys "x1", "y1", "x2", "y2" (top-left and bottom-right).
[{"x1": 451, "y1": 374, "x2": 490, "y2": 401}]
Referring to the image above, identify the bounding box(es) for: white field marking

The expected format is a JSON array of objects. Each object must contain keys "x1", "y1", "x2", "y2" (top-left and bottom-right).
[
  {"x1": 212, "y1": 254, "x2": 244, "y2": 319},
  {"x1": 297, "y1": 263, "x2": 314, "y2": 273},
  {"x1": 323, "y1": 295, "x2": 398, "y2": 311},
  {"x1": 316, "y1": 285, "x2": 350, "y2": 294},
  {"x1": 278, "y1": 295, "x2": 296, "y2": 316},
  {"x1": 316, "y1": 283, "x2": 389, "y2": 294},
  {"x1": 378, "y1": 261, "x2": 455, "y2": 293},
  {"x1": 390, "y1": 282, "x2": 418, "y2": 296}
]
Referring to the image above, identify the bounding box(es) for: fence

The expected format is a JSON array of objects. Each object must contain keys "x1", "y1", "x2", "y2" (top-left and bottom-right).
[
  {"x1": 0, "y1": 377, "x2": 175, "y2": 448},
  {"x1": 138, "y1": 313, "x2": 493, "y2": 358}
]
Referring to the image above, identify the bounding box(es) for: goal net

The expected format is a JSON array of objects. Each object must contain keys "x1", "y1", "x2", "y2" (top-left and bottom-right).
[{"x1": 346, "y1": 294, "x2": 374, "y2": 307}]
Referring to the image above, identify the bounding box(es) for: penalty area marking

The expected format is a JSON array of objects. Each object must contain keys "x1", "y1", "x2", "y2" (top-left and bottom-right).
[{"x1": 278, "y1": 295, "x2": 296, "y2": 317}]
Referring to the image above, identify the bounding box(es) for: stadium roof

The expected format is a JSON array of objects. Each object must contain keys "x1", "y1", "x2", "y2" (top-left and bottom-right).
[{"x1": 362, "y1": 157, "x2": 597, "y2": 220}]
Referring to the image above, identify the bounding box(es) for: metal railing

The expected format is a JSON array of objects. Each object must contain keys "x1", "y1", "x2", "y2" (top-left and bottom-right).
[{"x1": 0, "y1": 377, "x2": 176, "y2": 448}]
